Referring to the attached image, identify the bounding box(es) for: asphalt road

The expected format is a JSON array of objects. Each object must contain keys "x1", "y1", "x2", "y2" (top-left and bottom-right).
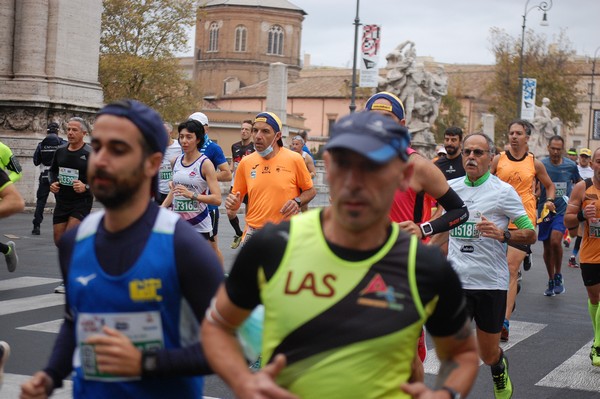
[{"x1": 1, "y1": 209, "x2": 599, "y2": 398}]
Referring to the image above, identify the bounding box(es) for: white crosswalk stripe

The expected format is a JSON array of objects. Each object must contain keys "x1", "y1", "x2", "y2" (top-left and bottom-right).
[
  {"x1": 536, "y1": 339, "x2": 600, "y2": 393},
  {"x1": 0, "y1": 277, "x2": 61, "y2": 292},
  {"x1": 18, "y1": 319, "x2": 63, "y2": 333},
  {"x1": 424, "y1": 320, "x2": 547, "y2": 374},
  {"x1": 0, "y1": 294, "x2": 64, "y2": 316}
]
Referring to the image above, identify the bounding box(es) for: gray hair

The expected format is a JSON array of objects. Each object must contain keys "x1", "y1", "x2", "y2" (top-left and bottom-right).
[
  {"x1": 69, "y1": 117, "x2": 91, "y2": 134},
  {"x1": 463, "y1": 132, "x2": 496, "y2": 155},
  {"x1": 292, "y1": 135, "x2": 305, "y2": 144}
]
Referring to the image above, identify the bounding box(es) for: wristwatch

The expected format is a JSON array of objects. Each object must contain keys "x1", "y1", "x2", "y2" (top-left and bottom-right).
[
  {"x1": 440, "y1": 386, "x2": 461, "y2": 399},
  {"x1": 419, "y1": 222, "x2": 433, "y2": 237},
  {"x1": 293, "y1": 197, "x2": 302, "y2": 207},
  {"x1": 85, "y1": 184, "x2": 90, "y2": 191},
  {"x1": 502, "y1": 230, "x2": 512, "y2": 243},
  {"x1": 142, "y1": 351, "x2": 159, "y2": 376}
]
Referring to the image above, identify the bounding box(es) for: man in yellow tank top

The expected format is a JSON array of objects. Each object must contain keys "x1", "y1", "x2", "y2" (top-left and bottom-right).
[
  {"x1": 491, "y1": 119, "x2": 556, "y2": 342},
  {"x1": 202, "y1": 112, "x2": 479, "y2": 399},
  {"x1": 565, "y1": 147, "x2": 600, "y2": 367}
]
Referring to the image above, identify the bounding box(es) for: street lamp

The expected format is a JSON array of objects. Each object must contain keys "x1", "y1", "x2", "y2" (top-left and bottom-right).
[
  {"x1": 517, "y1": 0, "x2": 553, "y2": 118},
  {"x1": 349, "y1": 0, "x2": 360, "y2": 113},
  {"x1": 588, "y1": 46, "x2": 600, "y2": 148}
]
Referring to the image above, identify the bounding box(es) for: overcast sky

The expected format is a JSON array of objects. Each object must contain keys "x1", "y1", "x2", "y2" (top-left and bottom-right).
[{"x1": 188, "y1": 0, "x2": 600, "y2": 67}]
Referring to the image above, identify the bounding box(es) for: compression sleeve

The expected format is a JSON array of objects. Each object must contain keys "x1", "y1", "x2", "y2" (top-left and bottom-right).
[
  {"x1": 513, "y1": 214, "x2": 534, "y2": 230},
  {"x1": 428, "y1": 188, "x2": 468, "y2": 235}
]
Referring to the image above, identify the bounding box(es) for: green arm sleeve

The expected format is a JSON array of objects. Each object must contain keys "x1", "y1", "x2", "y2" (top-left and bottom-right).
[{"x1": 513, "y1": 214, "x2": 534, "y2": 230}]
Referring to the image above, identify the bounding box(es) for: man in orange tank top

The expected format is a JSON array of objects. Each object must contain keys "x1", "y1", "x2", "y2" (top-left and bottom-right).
[
  {"x1": 491, "y1": 119, "x2": 556, "y2": 342},
  {"x1": 565, "y1": 147, "x2": 600, "y2": 366}
]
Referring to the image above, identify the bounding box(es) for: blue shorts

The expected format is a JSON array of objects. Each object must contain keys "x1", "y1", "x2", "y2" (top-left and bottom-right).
[{"x1": 538, "y1": 214, "x2": 565, "y2": 242}]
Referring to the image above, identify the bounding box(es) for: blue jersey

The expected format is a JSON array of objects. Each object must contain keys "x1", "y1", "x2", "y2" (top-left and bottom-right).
[
  {"x1": 200, "y1": 135, "x2": 227, "y2": 211},
  {"x1": 538, "y1": 157, "x2": 580, "y2": 215},
  {"x1": 67, "y1": 209, "x2": 204, "y2": 398}
]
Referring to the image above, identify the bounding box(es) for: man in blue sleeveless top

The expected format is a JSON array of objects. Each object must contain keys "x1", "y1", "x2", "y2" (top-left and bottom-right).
[{"x1": 21, "y1": 100, "x2": 223, "y2": 399}]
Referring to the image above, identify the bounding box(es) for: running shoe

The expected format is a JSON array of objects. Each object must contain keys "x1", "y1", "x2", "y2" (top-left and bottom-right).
[
  {"x1": 568, "y1": 255, "x2": 579, "y2": 268},
  {"x1": 5, "y1": 241, "x2": 17, "y2": 272},
  {"x1": 563, "y1": 235, "x2": 571, "y2": 248},
  {"x1": 0, "y1": 341, "x2": 10, "y2": 388},
  {"x1": 544, "y1": 279, "x2": 556, "y2": 297},
  {"x1": 501, "y1": 319, "x2": 509, "y2": 342},
  {"x1": 32, "y1": 225, "x2": 41, "y2": 235},
  {"x1": 491, "y1": 355, "x2": 513, "y2": 399},
  {"x1": 231, "y1": 235, "x2": 242, "y2": 249},
  {"x1": 590, "y1": 345, "x2": 600, "y2": 367},
  {"x1": 54, "y1": 283, "x2": 66, "y2": 294},
  {"x1": 553, "y1": 273, "x2": 565, "y2": 295},
  {"x1": 523, "y1": 254, "x2": 532, "y2": 271}
]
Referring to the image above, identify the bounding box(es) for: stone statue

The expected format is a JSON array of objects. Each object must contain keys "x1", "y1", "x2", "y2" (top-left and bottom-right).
[
  {"x1": 378, "y1": 42, "x2": 448, "y2": 157},
  {"x1": 529, "y1": 97, "x2": 562, "y2": 157}
]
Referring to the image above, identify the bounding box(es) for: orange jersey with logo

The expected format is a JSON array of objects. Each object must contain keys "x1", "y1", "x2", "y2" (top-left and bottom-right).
[
  {"x1": 233, "y1": 148, "x2": 313, "y2": 229},
  {"x1": 580, "y1": 179, "x2": 600, "y2": 264},
  {"x1": 495, "y1": 151, "x2": 537, "y2": 228}
]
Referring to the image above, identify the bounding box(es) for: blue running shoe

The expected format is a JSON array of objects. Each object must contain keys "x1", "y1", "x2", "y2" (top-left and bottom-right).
[
  {"x1": 544, "y1": 279, "x2": 555, "y2": 296},
  {"x1": 554, "y1": 273, "x2": 565, "y2": 295}
]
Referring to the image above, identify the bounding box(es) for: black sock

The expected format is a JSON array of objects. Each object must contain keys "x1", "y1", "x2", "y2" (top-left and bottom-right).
[
  {"x1": 491, "y1": 350, "x2": 506, "y2": 374},
  {"x1": 0, "y1": 242, "x2": 9, "y2": 255},
  {"x1": 229, "y1": 216, "x2": 243, "y2": 237}
]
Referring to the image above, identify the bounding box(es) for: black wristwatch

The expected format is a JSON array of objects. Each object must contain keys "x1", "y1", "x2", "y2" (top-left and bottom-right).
[
  {"x1": 293, "y1": 197, "x2": 302, "y2": 207},
  {"x1": 502, "y1": 230, "x2": 512, "y2": 243},
  {"x1": 440, "y1": 386, "x2": 461, "y2": 399},
  {"x1": 85, "y1": 184, "x2": 90, "y2": 191},
  {"x1": 142, "y1": 350, "x2": 159, "y2": 376}
]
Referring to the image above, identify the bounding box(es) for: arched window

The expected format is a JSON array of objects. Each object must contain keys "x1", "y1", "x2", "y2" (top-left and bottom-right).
[
  {"x1": 234, "y1": 25, "x2": 247, "y2": 52},
  {"x1": 267, "y1": 25, "x2": 284, "y2": 55},
  {"x1": 208, "y1": 22, "x2": 219, "y2": 52}
]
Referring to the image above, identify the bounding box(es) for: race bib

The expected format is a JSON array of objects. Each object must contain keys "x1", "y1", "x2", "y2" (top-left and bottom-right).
[
  {"x1": 77, "y1": 311, "x2": 164, "y2": 381},
  {"x1": 159, "y1": 163, "x2": 172, "y2": 181},
  {"x1": 450, "y1": 210, "x2": 482, "y2": 240},
  {"x1": 589, "y1": 219, "x2": 600, "y2": 238},
  {"x1": 554, "y1": 182, "x2": 567, "y2": 198},
  {"x1": 173, "y1": 197, "x2": 199, "y2": 213},
  {"x1": 58, "y1": 167, "x2": 79, "y2": 186}
]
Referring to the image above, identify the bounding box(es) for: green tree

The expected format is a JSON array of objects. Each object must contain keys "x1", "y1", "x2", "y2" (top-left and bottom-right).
[
  {"x1": 487, "y1": 28, "x2": 580, "y2": 146},
  {"x1": 434, "y1": 91, "x2": 466, "y2": 143},
  {"x1": 99, "y1": 0, "x2": 199, "y2": 122}
]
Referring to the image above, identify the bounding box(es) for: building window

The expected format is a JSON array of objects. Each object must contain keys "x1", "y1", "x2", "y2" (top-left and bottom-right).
[
  {"x1": 267, "y1": 25, "x2": 284, "y2": 55},
  {"x1": 208, "y1": 22, "x2": 219, "y2": 52},
  {"x1": 234, "y1": 25, "x2": 247, "y2": 52}
]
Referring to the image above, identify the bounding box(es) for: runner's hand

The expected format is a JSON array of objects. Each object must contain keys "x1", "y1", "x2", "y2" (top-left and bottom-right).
[
  {"x1": 235, "y1": 354, "x2": 299, "y2": 399},
  {"x1": 397, "y1": 221, "x2": 423, "y2": 239},
  {"x1": 226, "y1": 192, "x2": 242, "y2": 211},
  {"x1": 86, "y1": 326, "x2": 142, "y2": 377},
  {"x1": 20, "y1": 371, "x2": 53, "y2": 399},
  {"x1": 475, "y1": 216, "x2": 502, "y2": 241}
]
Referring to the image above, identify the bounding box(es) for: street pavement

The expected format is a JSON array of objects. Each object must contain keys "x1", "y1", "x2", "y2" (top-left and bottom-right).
[{"x1": 1, "y1": 209, "x2": 600, "y2": 398}]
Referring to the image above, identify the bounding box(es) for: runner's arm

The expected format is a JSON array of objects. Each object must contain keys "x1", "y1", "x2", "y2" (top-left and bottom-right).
[
  {"x1": 564, "y1": 181, "x2": 585, "y2": 234},
  {"x1": 534, "y1": 159, "x2": 556, "y2": 212}
]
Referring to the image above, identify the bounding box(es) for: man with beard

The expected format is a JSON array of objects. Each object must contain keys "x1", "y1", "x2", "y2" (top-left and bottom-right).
[
  {"x1": 20, "y1": 100, "x2": 223, "y2": 399},
  {"x1": 491, "y1": 119, "x2": 556, "y2": 342},
  {"x1": 435, "y1": 127, "x2": 465, "y2": 180},
  {"x1": 440, "y1": 133, "x2": 536, "y2": 399}
]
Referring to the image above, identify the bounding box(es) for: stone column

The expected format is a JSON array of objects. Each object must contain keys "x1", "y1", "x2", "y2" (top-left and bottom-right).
[
  {"x1": 0, "y1": 0, "x2": 15, "y2": 77},
  {"x1": 13, "y1": 0, "x2": 48, "y2": 78},
  {"x1": 266, "y1": 62, "x2": 288, "y2": 137}
]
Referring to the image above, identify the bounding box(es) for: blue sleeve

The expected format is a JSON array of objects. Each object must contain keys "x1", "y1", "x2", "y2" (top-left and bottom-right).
[
  {"x1": 207, "y1": 144, "x2": 227, "y2": 168},
  {"x1": 44, "y1": 227, "x2": 79, "y2": 390},
  {"x1": 149, "y1": 219, "x2": 223, "y2": 377}
]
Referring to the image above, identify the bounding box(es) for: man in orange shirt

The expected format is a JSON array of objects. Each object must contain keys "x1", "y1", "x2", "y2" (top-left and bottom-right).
[
  {"x1": 225, "y1": 112, "x2": 316, "y2": 243},
  {"x1": 565, "y1": 147, "x2": 600, "y2": 366}
]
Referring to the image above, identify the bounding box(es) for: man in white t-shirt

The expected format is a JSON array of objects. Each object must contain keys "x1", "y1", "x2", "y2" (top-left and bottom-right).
[
  {"x1": 569, "y1": 147, "x2": 594, "y2": 268},
  {"x1": 439, "y1": 133, "x2": 536, "y2": 399},
  {"x1": 156, "y1": 122, "x2": 181, "y2": 204}
]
